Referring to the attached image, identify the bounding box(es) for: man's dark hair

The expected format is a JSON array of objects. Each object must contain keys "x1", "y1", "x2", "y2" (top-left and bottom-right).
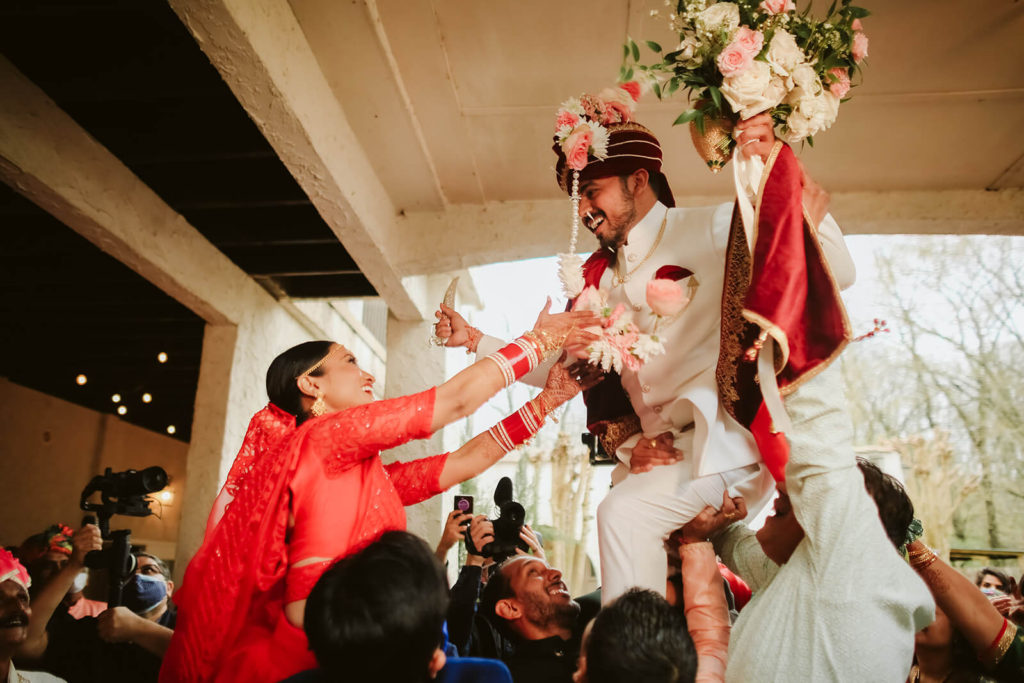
[
  {"x1": 304, "y1": 531, "x2": 448, "y2": 683},
  {"x1": 584, "y1": 589, "x2": 696, "y2": 683},
  {"x1": 618, "y1": 171, "x2": 663, "y2": 199},
  {"x1": 856, "y1": 458, "x2": 914, "y2": 550},
  {"x1": 134, "y1": 552, "x2": 171, "y2": 580},
  {"x1": 976, "y1": 567, "x2": 1010, "y2": 590},
  {"x1": 478, "y1": 556, "x2": 518, "y2": 634}
]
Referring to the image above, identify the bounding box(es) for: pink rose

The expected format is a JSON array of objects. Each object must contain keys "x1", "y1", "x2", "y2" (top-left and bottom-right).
[
  {"x1": 602, "y1": 99, "x2": 632, "y2": 124},
  {"x1": 733, "y1": 27, "x2": 765, "y2": 57},
  {"x1": 563, "y1": 126, "x2": 593, "y2": 171},
  {"x1": 620, "y1": 81, "x2": 642, "y2": 102},
  {"x1": 828, "y1": 67, "x2": 851, "y2": 98},
  {"x1": 851, "y1": 18, "x2": 863, "y2": 31},
  {"x1": 646, "y1": 279, "x2": 689, "y2": 317},
  {"x1": 852, "y1": 31, "x2": 869, "y2": 63},
  {"x1": 758, "y1": 0, "x2": 795, "y2": 14},
  {"x1": 717, "y1": 43, "x2": 754, "y2": 77},
  {"x1": 717, "y1": 27, "x2": 763, "y2": 76},
  {"x1": 555, "y1": 109, "x2": 580, "y2": 131}
]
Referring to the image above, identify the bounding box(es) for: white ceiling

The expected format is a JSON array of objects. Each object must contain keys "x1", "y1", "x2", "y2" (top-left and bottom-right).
[{"x1": 290, "y1": 0, "x2": 1024, "y2": 214}]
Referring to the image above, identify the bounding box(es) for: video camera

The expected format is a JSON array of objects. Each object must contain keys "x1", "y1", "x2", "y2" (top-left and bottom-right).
[
  {"x1": 464, "y1": 477, "x2": 529, "y2": 563},
  {"x1": 80, "y1": 466, "x2": 168, "y2": 606}
]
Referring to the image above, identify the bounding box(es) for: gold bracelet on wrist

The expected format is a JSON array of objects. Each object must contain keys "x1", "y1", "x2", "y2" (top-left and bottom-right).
[
  {"x1": 524, "y1": 328, "x2": 564, "y2": 358},
  {"x1": 909, "y1": 550, "x2": 938, "y2": 572}
]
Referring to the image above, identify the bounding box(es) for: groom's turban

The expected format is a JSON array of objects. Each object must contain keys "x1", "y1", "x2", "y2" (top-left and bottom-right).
[{"x1": 553, "y1": 121, "x2": 676, "y2": 207}]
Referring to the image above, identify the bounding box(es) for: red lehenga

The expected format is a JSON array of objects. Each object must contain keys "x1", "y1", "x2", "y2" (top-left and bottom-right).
[{"x1": 161, "y1": 389, "x2": 447, "y2": 683}]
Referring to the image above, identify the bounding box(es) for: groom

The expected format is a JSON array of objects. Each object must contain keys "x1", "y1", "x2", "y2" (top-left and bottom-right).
[{"x1": 436, "y1": 97, "x2": 853, "y2": 602}]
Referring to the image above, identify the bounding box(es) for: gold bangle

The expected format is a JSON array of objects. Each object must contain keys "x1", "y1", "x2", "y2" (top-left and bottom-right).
[
  {"x1": 910, "y1": 553, "x2": 938, "y2": 572},
  {"x1": 524, "y1": 328, "x2": 564, "y2": 358}
]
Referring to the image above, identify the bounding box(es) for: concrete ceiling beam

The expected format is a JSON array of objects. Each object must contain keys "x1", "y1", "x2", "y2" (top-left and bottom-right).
[
  {"x1": 0, "y1": 56, "x2": 271, "y2": 328},
  {"x1": 169, "y1": 0, "x2": 423, "y2": 320},
  {"x1": 394, "y1": 188, "x2": 1024, "y2": 275}
]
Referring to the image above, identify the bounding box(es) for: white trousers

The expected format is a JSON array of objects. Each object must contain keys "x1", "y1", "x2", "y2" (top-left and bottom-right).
[{"x1": 597, "y1": 456, "x2": 775, "y2": 604}]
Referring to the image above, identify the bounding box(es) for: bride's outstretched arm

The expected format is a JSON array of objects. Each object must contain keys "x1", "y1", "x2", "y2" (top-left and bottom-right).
[
  {"x1": 429, "y1": 299, "x2": 598, "y2": 433},
  {"x1": 437, "y1": 357, "x2": 602, "y2": 490}
]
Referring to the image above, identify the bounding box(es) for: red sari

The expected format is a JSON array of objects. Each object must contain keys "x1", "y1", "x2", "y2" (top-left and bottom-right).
[{"x1": 161, "y1": 389, "x2": 448, "y2": 683}]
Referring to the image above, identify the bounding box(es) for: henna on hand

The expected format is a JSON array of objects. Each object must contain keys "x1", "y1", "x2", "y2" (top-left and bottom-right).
[{"x1": 536, "y1": 357, "x2": 603, "y2": 414}]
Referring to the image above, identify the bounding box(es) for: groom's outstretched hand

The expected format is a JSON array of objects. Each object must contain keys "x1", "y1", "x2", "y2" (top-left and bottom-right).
[{"x1": 630, "y1": 431, "x2": 683, "y2": 474}]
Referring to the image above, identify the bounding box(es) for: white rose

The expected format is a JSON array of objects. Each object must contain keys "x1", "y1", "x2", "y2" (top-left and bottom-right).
[
  {"x1": 720, "y1": 61, "x2": 786, "y2": 119},
  {"x1": 764, "y1": 30, "x2": 804, "y2": 77},
  {"x1": 676, "y1": 33, "x2": 703, "y2": 67},
  {"x1": 697, "y1": 2, "x2": 740, "y2": 36},
  {"x1": 789, "y1": 64, "x2": 821, "y2": 94},
  {"x1": 782, "y1": 110, "x2": 813, "y2": 143},
  {"x1": 784, "y1": 90, "x2": 840, "y2": 141}
]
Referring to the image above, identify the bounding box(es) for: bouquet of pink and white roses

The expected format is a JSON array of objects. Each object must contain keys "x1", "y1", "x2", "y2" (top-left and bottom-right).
[
  {"x1": 570, "y1": 286, "x2": 667, "y2": 373},
  {"x1": 623, "y1": 0, "x2": 869, "y2": 157}
]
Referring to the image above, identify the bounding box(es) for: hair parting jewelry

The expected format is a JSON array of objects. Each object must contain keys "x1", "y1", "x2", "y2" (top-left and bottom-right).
[{"x1": 300, "y1": 346, "x2": 340, "y2": 377}]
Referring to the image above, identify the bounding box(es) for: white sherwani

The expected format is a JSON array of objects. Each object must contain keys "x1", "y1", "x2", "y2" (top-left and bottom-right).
[
  {"x1": 479, "y1": 200, "x2": 855, "y2": 601},
  {"x1": 587, "y1": 201, "x2": 778, "y2": 601}
]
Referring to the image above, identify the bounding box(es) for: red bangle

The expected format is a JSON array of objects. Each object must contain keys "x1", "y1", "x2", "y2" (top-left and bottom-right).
[
  {"x1": 983, "y1": 618, "x2": 1016, "y2": 669},
  {"x1": 489, "y1": 401, "x2": 544, "y2": 452},
  {"x1": 484, "y1": 335, "x2": 545, "y2": 386}
]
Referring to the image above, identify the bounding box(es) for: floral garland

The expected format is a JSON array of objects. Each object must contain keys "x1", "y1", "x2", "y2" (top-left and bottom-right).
[
  {"x1": 554, "y1": 82, "x2": 643, "y2": 300},
  {"x1": 623, "y1": 0, "x2": 869, "y2": 154}
]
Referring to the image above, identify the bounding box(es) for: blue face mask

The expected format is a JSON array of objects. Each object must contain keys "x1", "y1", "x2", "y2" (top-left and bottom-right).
[{"x1": 122, "y1": 573, "x2": 167, "y2": 614}]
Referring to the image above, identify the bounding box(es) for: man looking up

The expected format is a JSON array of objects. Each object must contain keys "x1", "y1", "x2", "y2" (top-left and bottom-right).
[{"x1": 477, "y1": 555, "x2": 600, "y2": 683}]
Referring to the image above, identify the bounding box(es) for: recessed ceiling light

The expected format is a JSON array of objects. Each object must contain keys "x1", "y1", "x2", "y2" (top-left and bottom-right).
[
  {"x1": 166, "y1": 425, "x2": 176, "y2": 435},
  {"x1": 75, "y1": 374, "x2": 88, "y2": 385},
  {"x1": 157, "y1": 352, "x2": 168, "y2": 363},
  {"x1": 111, "y1": 394, "x2": 121, "y2": 403},
  {"x1": 142, "y1": 393, "x2": 152, "y2": 403},
  {"x1": 117, "y1": 406, "x2": 127, "y2": 416}
]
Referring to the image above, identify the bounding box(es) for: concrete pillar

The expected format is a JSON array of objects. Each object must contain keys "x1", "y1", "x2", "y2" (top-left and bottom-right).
[
  {"x1": 382, "y1": 290, "x2": 447, "y2": 547},
  {"x1": 175, "y1": 325, "x2": 237, "y2": 570}
]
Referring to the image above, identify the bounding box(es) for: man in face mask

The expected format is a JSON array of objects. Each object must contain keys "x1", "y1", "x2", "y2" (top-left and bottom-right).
[{"x1": 96, "y1": 552, "x2": 175, "y2": 656}]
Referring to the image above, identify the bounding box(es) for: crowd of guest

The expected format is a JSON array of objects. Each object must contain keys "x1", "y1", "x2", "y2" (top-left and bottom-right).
[
  {"x1": 2, "y1": 468, "x2": 1022, "y2": 682},
  {"x1": 4, "y1": 329, "x2": 1022, "y2": 682}
]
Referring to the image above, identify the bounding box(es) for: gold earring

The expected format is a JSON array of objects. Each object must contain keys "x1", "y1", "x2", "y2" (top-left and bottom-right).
[{"x1": 311, "y1": 392, "x2": 327, "y2": 417}]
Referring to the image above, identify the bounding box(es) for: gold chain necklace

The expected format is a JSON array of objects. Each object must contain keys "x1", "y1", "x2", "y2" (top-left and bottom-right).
[{"x1": 611, "y1": 209, "x2": 668, "y2": 287}]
